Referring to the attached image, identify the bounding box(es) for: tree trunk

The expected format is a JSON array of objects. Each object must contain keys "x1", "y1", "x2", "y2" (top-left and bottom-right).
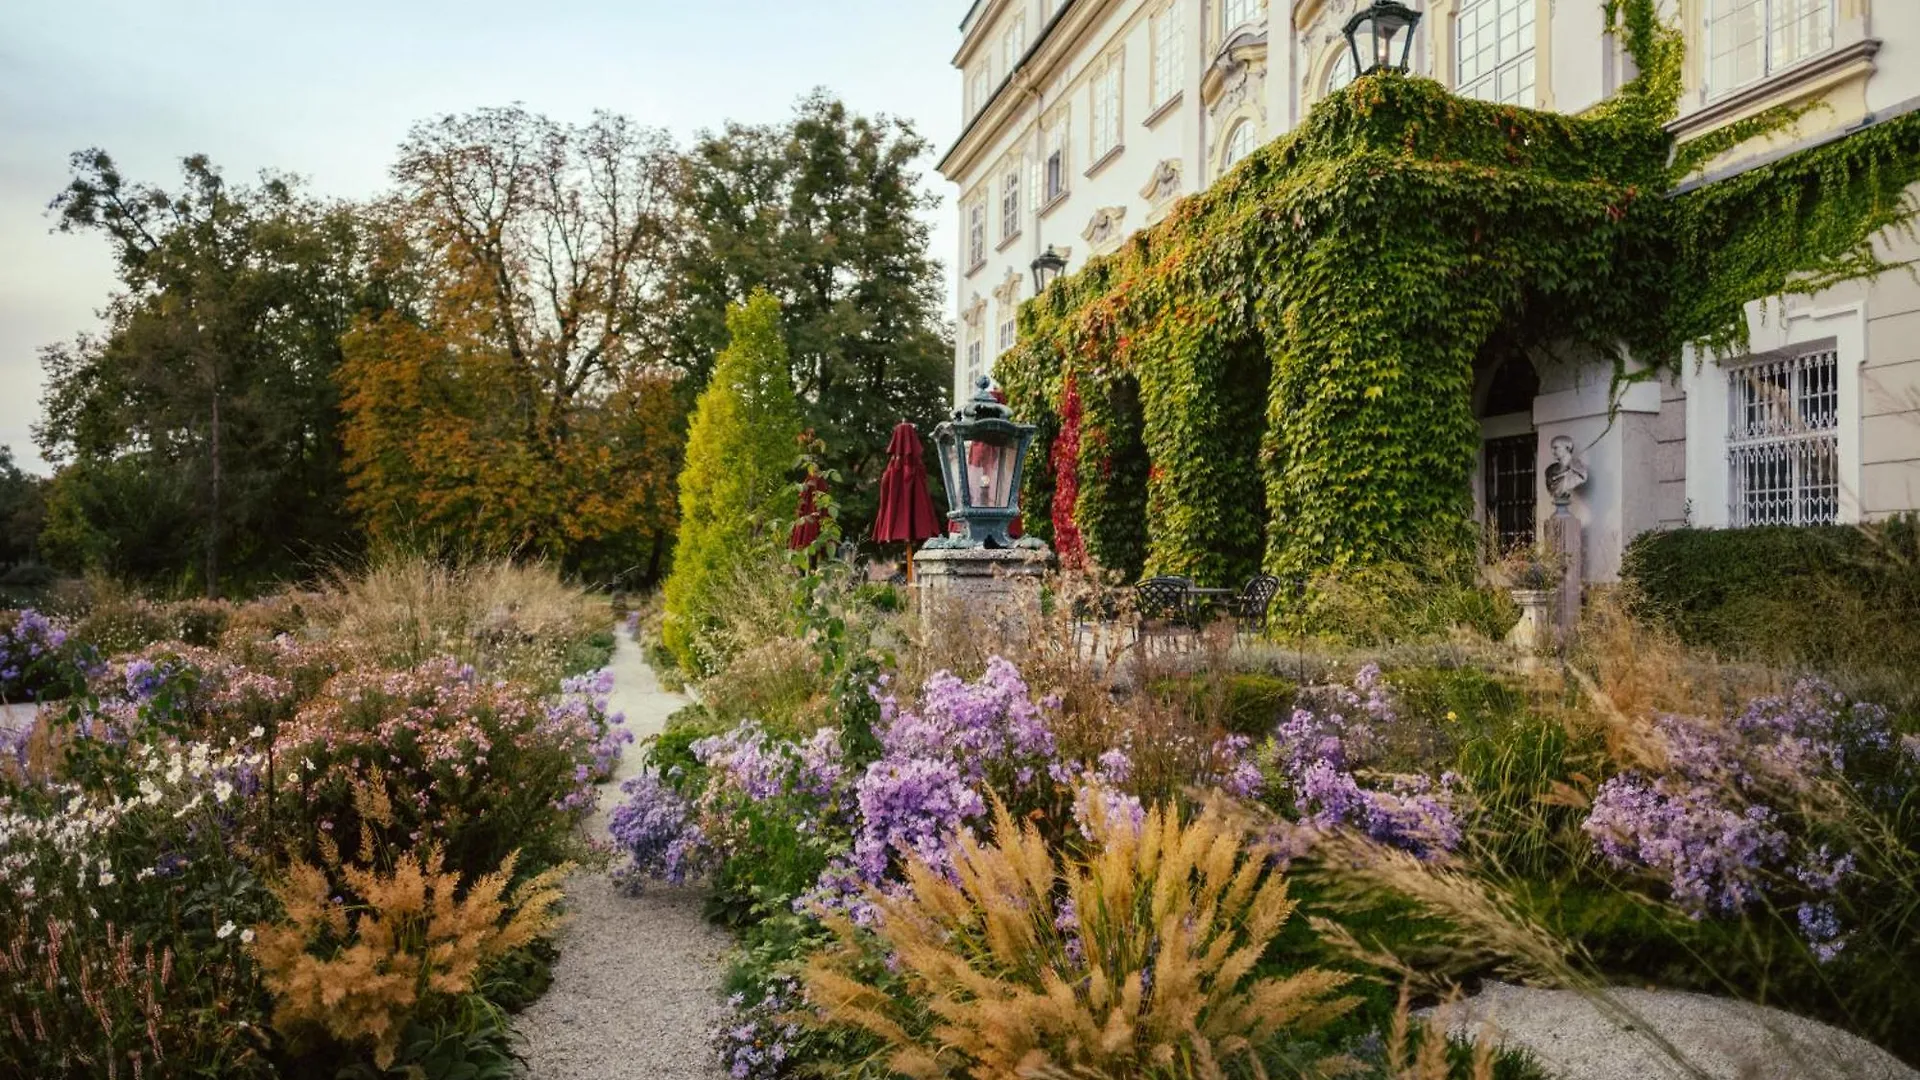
[{"x1": 206, "y1": 382, "x2": 222, "y2": 599}]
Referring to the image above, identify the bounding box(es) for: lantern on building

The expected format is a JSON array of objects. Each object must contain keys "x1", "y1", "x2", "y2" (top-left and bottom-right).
[
  {"x1": 1344, "y1": 1, "x2": 1422, "y2": 75},
  {"x1": 1030, "y1": 245, "x2": 1068, "y2": 293},
  {"x1": 931, "y1": 376, "x2": 1037, "y2": 548}
]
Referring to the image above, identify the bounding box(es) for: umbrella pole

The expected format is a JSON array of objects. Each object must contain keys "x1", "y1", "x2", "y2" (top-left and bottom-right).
[{"x1": 905, "y1": 544, "x2": 915, "y2": 585}]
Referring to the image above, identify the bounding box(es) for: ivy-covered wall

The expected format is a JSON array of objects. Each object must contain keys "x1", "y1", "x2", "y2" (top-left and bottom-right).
[{"x1": 999, "y1": 1, "x2": 1920, "y2": 585}]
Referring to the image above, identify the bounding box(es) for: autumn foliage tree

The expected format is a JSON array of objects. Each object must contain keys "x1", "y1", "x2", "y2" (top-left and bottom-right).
[
  {"x1": 338, "y1": 107, "x2": 681, "y2": 582},
  {"x1": 661, "y1": 291, "x2": 803, "y2": 672}
]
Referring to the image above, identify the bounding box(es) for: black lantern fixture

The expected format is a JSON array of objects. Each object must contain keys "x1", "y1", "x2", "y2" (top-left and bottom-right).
[
  {"x1": 930, "y1": 376, "x2": 1038, "y2": 549},
  {"x1": 1343, "y1": 0, "x2": 1422, "y2": 76},
  {"x1": 1030, "y1": 245, "x2": 1068, "y2": 293}
]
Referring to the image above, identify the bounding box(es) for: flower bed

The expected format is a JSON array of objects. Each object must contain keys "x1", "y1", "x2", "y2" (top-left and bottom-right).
[{"x1": 0, "y1": 567, "x2": 624, "y2": 1080}]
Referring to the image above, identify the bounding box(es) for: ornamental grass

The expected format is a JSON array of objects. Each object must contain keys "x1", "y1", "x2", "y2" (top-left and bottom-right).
[{"x1": 802, "y1": 793, "x2": 1358, "y2": 1079}]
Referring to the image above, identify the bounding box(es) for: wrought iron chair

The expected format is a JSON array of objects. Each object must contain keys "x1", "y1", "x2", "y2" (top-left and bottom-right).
[
  {"x1": 1134, "y1": 576, "x2": 1194, "y2": 655},
  {"x1": 1232, "y1": 573, "x2": 1281, "y2": 636}
]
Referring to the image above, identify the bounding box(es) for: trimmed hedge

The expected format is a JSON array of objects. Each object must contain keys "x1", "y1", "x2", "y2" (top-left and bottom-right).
[{"x1": 1621, "y1": 520, "x2": 1920, "y2": 699}]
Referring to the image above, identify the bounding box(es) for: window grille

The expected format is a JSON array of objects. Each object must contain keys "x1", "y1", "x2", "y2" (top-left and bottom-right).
[
  {"x1": 1707, "y1": 0, "x2": 1833, "y2": 98},
  {"x1": 1151, "y1": 4, "x2": 1184, "y2": 107},
  {"x1": 1457, "y1": 0, "x2": 1535, "y2": 106},
  {"x1": 1001, "y1": 167, "x2": 1021, "y2": 242},
  {"x1": 1003, "y1": 18, "x2": 1026, "y2": 74},
  {"x1": 1726, "y1": 349, "x2": 1839, "y2": 527},
  {"x1": 1484, "y1": 434, "x2": 1537, "y2": 554},
  {"x1": 966, "y1": 339, "x2": 984, "y2": 386},
  {"x1": 967, "y1": 201, "x2": 986, "y2": 269},
  {"x1": 969, "y1": 65, "x2": 992, "y2": 117},
  {"x1": 1222, "y1": 121, "x2": 1256, "y2": 168},
  {"x1": 1090, "y1": 57, "x2": 1122, "y2": 161},
  {"x1": 1327, "y1": 48, "x2": 1357, "y2": 95},
  {"x1": 1222, "y1": 0, "x2": 1262, "y2": 34},
  {"x1": 998, "y1": 315, "x2": 1017, "y2": 354}
]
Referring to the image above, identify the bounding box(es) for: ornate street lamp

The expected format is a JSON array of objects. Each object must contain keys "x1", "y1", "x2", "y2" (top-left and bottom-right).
[
  {"x1": 1030, "y1": 245, "x2": 1068, "y2": 293},
  {"x1": 930, "y1": 376, "x2": 1038, "y2": 549},
  {"x1": 1343, "y1": 1, "x2": 1422, "y2": 76}
]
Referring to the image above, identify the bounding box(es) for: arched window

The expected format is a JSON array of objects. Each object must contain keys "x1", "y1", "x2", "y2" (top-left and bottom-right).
[
  {"x1": 1326, "y1": 47, "x2": 1358, "y2": 95},
  {"x1": 1222, "y1": 121, "x2": 1257, "y2": 168}
]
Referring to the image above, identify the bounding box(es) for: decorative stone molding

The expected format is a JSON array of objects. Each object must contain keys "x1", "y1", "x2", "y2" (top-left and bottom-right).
[
  {"x1": 961, "y1": 294, "x2": 988, "y2": 330},
  {"x1": 1080, "y1": 205, "x2": 1128, "y2": 250},
  {"x1": 991, "y1": 267, "x2": 1023, "y2": 307},
  {"x1": 1140, "y1": 158, "x2": 1183, "y2": 206},
  {"x1": 1201, "y1": 30, "x2": 1269, "y2": 121}
]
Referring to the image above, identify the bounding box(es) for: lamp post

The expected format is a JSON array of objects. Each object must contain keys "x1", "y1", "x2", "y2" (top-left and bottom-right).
[
  {"x1": 930, "y1": 376, "x2": 1038, "y2": 549},
  {"x1": 1343, "y1": 1, "x2": 1422, "y2": 76},
  {"x1": 1031, "y1": 245, "x2": 1068, "y2": 293}
]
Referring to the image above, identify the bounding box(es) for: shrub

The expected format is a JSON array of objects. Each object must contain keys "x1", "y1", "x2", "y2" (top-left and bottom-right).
[
  {"x1": 1621, "y1": 519, "x2": 1920, "y2": 704},
  {"x1": 0, "y1": 609, "x2": 86, "y2": 704},
  {"x1": 251, "y1": 846, "x2": 564, "y2": 1070},
  {"x1": 661, "y1": 291, "x2": 803, "y2": 674},
  {"x1": 802, "y1": 794, "x2": 1358, "y2": 1079},
  {"x1": 275, "y1": 658, "x2": 603, "y2": 879}
]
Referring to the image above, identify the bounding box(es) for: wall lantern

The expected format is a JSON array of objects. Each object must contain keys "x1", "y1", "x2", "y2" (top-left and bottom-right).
[
  {"x1": 1343, "y1": 1, "x2": 1422, "y2": 75},
  {"x1": 931, "y1": 376, "x2": 1037, "y2": 548},
  {"x1": 1030, "y1": 245, "x2": 1068, "y2": 293}
]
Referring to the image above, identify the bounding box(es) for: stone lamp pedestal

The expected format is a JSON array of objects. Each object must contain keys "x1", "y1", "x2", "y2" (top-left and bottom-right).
[
  {"x1": 1505, "y1": 588, "x2": 1554, "y2": 654},
  {"x1": 915, "y1": 544, "x2": 1053, "y2": 657}
]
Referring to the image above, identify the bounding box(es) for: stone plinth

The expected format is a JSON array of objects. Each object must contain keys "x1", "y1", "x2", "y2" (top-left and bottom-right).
[
  {"x1": 1542, "y1": 504, "x2": 1584, "y2": 643},
  {"x1": 914, "y1": 544, "x2": 1053, "y2": 657}
]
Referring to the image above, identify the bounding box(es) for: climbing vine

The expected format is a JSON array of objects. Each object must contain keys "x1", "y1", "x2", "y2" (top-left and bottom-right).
[{"x1": 1001, "y1": 0, "x2": 1920, "y2": 584}]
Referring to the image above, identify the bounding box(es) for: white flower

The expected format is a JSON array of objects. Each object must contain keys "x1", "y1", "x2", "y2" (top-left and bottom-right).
[
  {"x1": 164, "y1": 755, "x2": 184, "y2": 785},
  {"x1": 98, "y1": 869, "x2": 115, "y2": 886},
  {"x1": 240, "y1": 928, "x2": 255, "y2": 944},
  {"x1": 249, "y1": 726, "x2": 265, "y2": 740},
  {"x1": 136, "y1": 867, "x2": 155, "y2": 882},
  {"x1": 303, "y1": 758, "x2": 315, "y2": 773},
  {"x1": 216, "y1": 921, "x2": 236, "y2": 940},
  {"x1": 213, "y1": 781, "x2": 234, "y2": 804}
]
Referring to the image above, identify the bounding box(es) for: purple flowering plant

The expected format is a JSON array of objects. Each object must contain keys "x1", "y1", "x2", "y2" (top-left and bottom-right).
[
  {"x1": 1581, "y1": 679, "x2": 1914, "y2": 963},
  {"x1": 0, "y1": 609, "x2": 85, "y2": 705}
]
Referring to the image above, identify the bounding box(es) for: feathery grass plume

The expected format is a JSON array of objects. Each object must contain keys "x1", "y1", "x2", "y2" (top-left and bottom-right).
[
  {"x1": 250, "y1": 845, "x2": 566, "y2": 1069},
  {"x1": 1382, "y1": 987, "x2": 1497, "y2": 1080},
  {"x1": 802, "y1": 789, "x2": 1358, "y2": 1079}
]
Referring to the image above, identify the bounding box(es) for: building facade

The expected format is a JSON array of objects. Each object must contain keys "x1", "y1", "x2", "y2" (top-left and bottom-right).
[{"x1": 940, "y1": 0, "x2": 1920, "y2": 581}]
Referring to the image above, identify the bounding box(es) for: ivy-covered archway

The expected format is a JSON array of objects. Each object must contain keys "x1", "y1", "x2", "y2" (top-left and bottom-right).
[{"x1": 999, "y1": 3, "x2": 1920, "y2": 584}]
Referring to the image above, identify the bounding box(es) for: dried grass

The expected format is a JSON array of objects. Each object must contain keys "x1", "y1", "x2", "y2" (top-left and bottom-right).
[{"x1": 803, "y1": 792, "x2": 1357, "y2": 1079}]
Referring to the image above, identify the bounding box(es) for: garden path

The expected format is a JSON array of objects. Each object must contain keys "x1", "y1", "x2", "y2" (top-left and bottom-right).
[{"x1": 515, "y1": 628, "x2": 730, "y2": 1080}]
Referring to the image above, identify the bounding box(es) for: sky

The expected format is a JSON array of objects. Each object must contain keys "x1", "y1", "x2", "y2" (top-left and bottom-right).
[{"x1": 0, "y1": 0, "x2": 965, "y2": 475}]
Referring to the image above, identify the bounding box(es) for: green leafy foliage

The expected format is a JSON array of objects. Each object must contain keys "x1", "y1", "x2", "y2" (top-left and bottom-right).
[
  {"x1": 1001, "y1": 0, "x2": 1920, "y2": 586},
  {"x1": 661, "y1": 291, "x2": 804, "y2": 673},
  {"x1": 1622, "y1": 519, "x2": 1920, "y2": 704}
]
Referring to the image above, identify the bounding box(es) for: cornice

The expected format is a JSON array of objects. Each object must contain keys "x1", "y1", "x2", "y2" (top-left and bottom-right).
[
  {"x1": 955, "y1": 0, "x2": 1015, "y2": 68},
  {"x1": 939, "y1": 0, "x2": 1131, "y2": 181},
  {"x1": 1669, "y1": 38, "x2": 1881, "y2": 143}
]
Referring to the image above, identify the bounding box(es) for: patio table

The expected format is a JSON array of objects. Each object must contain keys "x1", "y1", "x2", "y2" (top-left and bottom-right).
[{"x1": 1183, "y1": 586, "x2": 1237, "y2": 623}]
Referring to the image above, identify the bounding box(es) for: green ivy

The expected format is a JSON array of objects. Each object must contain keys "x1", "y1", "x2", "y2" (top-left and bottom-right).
[{"x1": 1000, "y1": 0, "x2": 1920, "y2": 583}]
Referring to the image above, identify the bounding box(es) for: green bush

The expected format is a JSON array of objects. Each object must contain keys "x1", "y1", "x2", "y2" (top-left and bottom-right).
[
  {"x1": 1622, "y1": 519, "x2": 1920, "y2": 703},
  {"x1": 1149, "y1": 672, "x2": 1298, "y2": 738}
]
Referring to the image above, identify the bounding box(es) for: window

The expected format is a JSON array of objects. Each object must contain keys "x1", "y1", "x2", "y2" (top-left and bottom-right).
[
  {"x1": 998, "y1": 298, "x2": 1019, "y2": 355},
  {"x1": 1042, "y1": 112, "x2": 1070, "y2": 205},
  {"x1": 1003, "y1": 17, "x2": 1026, "y2": 73},
  {"x1": 966, "y1": 337, "x2": 985, "y2": 387},
  {"x1": 1327, "y1": 47, "x2": 1358, "y2": 95},
  {"x1": 1484, "y1": 434, "x2": 1537, "y2": 553},
  {"x1": 1090, "y1": 54, "x2": 1123, "y2": 162},
  {"x1": 1151, "y1": 4, "x2": 1184, "y2": 108},
  {"x1": 967, "y1": 199, "x2": 986, "y2": 270},
  {"x1": 1457, "y1": 0, "x2": 1536, "y2": 106},
  {"x1": 1222, "y1": 121, "x2": 1256, "y2": 168},
  {"x1": 1707, "y1": 0, "x2": 1834, "y2": 98},
  {"x1": 1000, "y1": 165, "x2": 1022, "y2": 243},
  {"x1": 969, "y1": 63, "x2": 992, "y2": 117},
  {"x1": 1725, "y1": 349, "x2": 1840, "y2": 527},
  {"x1": 1222, "y1": 0, "x2": 1262, "y2": 34}
]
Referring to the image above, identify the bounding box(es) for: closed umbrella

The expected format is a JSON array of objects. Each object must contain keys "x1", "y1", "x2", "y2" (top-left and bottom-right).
[{"x1": 873, "y1": 421, "x2": 941, "y2": 581}]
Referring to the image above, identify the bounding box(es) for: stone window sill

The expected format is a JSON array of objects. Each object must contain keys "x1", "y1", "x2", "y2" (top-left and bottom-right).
[{"x1": 1084, "y1": 145, "x2": 1124, "y2": 180}]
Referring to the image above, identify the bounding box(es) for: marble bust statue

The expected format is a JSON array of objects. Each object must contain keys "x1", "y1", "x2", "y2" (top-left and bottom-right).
[{"x1": 1545, "y1": 435, "x2": 1588, "y2": 506}]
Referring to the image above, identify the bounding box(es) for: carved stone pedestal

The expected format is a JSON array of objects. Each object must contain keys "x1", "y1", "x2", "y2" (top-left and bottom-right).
[
  {"x1": 1542, "y1": 504, "x2": 1584, "y2": 644},
  {"x1": 914, "y1": 544, "x2": 1053, "y2": 659}
]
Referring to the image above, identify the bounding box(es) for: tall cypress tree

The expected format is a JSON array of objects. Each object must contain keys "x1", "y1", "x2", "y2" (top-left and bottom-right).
[
  {"x1": 664, "y1": 92, "x2": 953, "y2": 538},
  {"x1": 661, "y1": 290, "x2": 803, "y2": 673}
]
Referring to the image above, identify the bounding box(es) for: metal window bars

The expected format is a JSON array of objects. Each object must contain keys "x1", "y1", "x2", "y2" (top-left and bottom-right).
[{"x1": 1726, "y1": 349, "x2": 1840, "y2": 527}]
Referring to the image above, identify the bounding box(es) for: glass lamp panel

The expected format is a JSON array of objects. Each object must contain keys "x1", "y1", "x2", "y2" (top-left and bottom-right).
[
  {"x1": 940, "y1": 437, "x2": 965, "y2": 509},
  {"x1": 966, "y1": 436, "x2": 1016, "y2": 509}
]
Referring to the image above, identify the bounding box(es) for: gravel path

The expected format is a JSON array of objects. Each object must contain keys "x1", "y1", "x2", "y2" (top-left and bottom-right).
[{"x1": 516, "y1": 629, "x2": 730, "y2": 1080}]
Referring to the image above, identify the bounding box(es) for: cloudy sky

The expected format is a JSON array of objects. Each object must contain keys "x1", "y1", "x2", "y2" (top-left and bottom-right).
[{"x1": 0, "y1": 0, "x2": 965, "y2": 473}]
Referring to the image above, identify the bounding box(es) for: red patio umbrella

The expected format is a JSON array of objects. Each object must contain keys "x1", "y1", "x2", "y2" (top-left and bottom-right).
[
  {"x1": 873, "y1": 422, "x2": 941, "y2": 581},
  {"x1": 789, "y1": 470, "x2": 828, "y2": 552}
]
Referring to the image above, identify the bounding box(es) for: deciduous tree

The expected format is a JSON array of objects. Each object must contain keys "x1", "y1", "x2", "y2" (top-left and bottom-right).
[
  {"x1": 338, "y1": 107, "x2": 682, "y2": 582},
  {"x1": 36, "y1": 152, "x2": 374, "y2": 594},
  {"x1": 666, "y1": 92, "x2": 953, "y2": 536}
]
